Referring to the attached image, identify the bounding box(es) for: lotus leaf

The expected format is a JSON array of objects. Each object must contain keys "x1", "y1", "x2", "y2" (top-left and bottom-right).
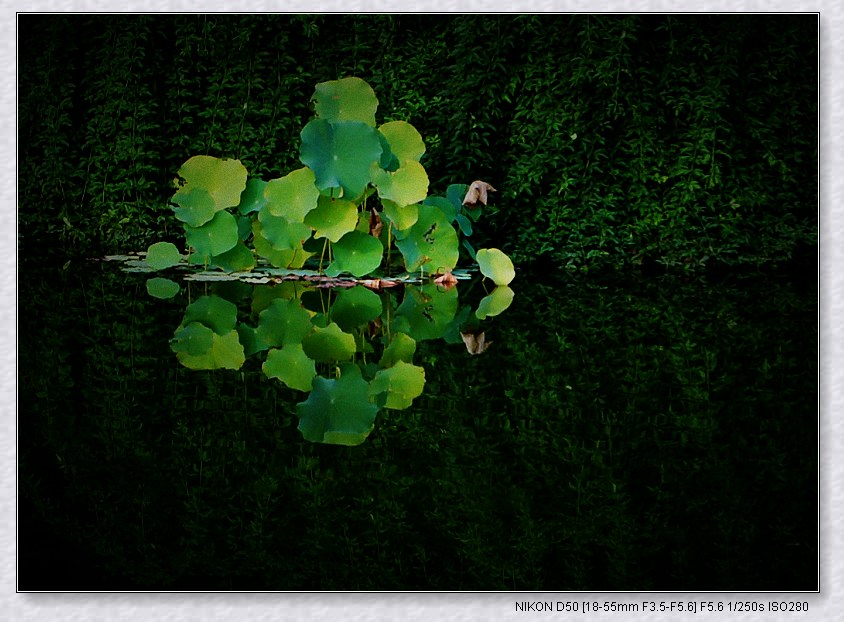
[
  {"x1": 302, "y1": 322, "x2": 356, "y2": 362},
  {"x1": 379, "y1": 332, "x2": 417, "y2": 368},
  {"x1": 422, "y1": 196, "x2": 457, "y2": 224},
  {"x1": 172, "y1": 187, "x2": 217, "y2": 227},
  {"x1": 256, "y1": 298, "x2": 314, "y2": 347},
  {"x1": 369, "y1": 360, "x2": 425, "y2": 410},
  {"x1": 313, "y1": 76, "x2": 378, "y2": 126},
  {"x1": 184, "y1": 210, "x2": 239, "y2": 257},
  {"x1": 146, "y1": 277, "x2": 180, "y2": 299},
  {"x1": 476, "y1": 248, "x2": 516, "y2": 286},
  {"x1": 325, "y1": 230, "x2": 384, "y2": 278},
  {"x1": 211, "y1": 241, "x2": 255, "y2": 272},
  {"x1": 378, "y1": 120, "x2": 425, "y2": 163},
  {"x1": 382, "y1": 199, "x2": 419, "y2": 232},
  {"x1": 393, "y1": 284, "x2": 459, "y2": 341},
  {"x1": 171, "y1": 319, "x2": 212, "y2": 351},
  {"x1": 475, "y1": 285, "x2": 515, "y2": 320},
  {"x1": 300, "y1": 118, "x2": 382, "y2": 199},
  {"x1": 171, "y1": 322, "x2": 245, "y2": 370},
  {"x1": 237, "y1": 178, "x2": 268, "y2": 215},
  {"x1": 172, "y1": 155, "x2": 248, "y2": 224},
  {"x1": 304, "y1": 195, "x2": 359, "y2": 242},
  {"x1": 370, "y1": 160, "x2": 429, "y2": 207},
  {"x1": 146, "y1": 242, "x2": 182, "y2": 270},
  {"x1": 252, "y1": 220, "x2": 311, "y2": 268},
  {"x1": 296, "y1": 367, "x2": 379, "y2": 446},
  {"x1": 237, "y1": 322, "x2": 269, "y2": 356},
  {"x1": 264, "y1": 167, "x2": 319, "y2": 221},
  {"x1": 258, "y1": 205, "x2": 313, "y2": 250},
  {"x1": 263, "y1": 344, "x2": 317, "y2": 392},
  {"x1": 330, "y1": 285, "x2": 383, "y2": 332},
  {"x1": 394, "y1": 204, "x2": 459, "y2": 273},
  {"x1": 183, "y1": 295, "x2": 238, "y2": 335}
]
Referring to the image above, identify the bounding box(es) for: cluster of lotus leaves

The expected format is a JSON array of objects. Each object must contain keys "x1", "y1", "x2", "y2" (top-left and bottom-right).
[
  {"x1": 158, "y1": 77, "x2": 515, "y2": 280},
  {"x1": 150, "y1": 77, "x2": 519, "y2": 445}
]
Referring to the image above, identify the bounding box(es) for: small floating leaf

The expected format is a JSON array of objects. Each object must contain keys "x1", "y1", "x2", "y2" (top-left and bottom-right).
[
  {"x1": 475, "y1": 285, "x2": 515, "y2": 320},
  {"x1": 146, "y1": 277, "x2": 180, "y2": 299},
  {"x1": 145, "y1": 242, "x2": 181, "y2": 270},
  {"x1": 476, "y1": 248, "x2": 515, "y2": 286}
]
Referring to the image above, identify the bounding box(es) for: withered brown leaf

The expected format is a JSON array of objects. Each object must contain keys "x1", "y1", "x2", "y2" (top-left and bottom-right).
[
  {"x1": 462, "y1": 180, "x2": 497, "y2": 207},
  {"x1": 433, "y1": 271, "x2": 458, "y2": 289},
  {"x1": 461, "y1": 330, "x2": 492, "y2": 355},
  {"x1": 369, "y1": 207, "x2": 383, "y2": 238}
]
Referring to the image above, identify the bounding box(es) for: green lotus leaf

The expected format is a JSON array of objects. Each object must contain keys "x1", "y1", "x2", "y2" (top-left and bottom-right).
[
  {"x1": 258, "y1": 205, "x2": 313, "y2": 250},
  {"x1": 146, "y1": 277, "x2": 180, "y2": 299},
  {"x1": 369, "y1": 360, "x2": 425, "y2": 410},
  {"x1": 370, "y1": 159, "x2": 429, "y2": 207},
  {"x1": 264, "y1": 167, "x2": 320, "y2": 221},
  {"x1": 382, "y1": 199, "x2": 419, "y2": 232},
  {"x1": 378, "y1": 120, "x2": 425, "y2": 164},
  {"x1": 171, "y1": 322, "x2": 213, "y2": 356},
  {"x1": 256, "y1": 298, "x2": 314, "y2": 347},
  {"x1": 171, "y1": 324, "x2": 244, "y2": 370},
  {"x1": 455, "y1": 213, "x2": 473, "y2": 236},
  {"x1": 237, "y1": 322, "x2": 269, "y2": 356},
  {"x1": 304, "y1": 195, "x2": 359, "y2": 243},
  {"x1": 325, "y1": 230, "x2": 384, "y2": 278},
  {"x1": 237, "y1": 178, "x2": 268, "y2": 215},
  {"x1": 302, "y1": 322, "x2": 356, "y2": 362},
  {"x1": 145, "y1": 242, "x2": 182, "y2": 271},
  {"x1": 209, "y1": 329, "x2": 246, "y2": 370},
  {"x1": 392, "y1": 283, "x2": 459, "y2": 342},
  {"x1": 183, "y1": 295, "x2": 238, "y2": 335},
  {"x1": 211, "y1": 241, "x2": 255, "y2": 272},
  {"x1": 379, "y1": 332, "x2": 417, "y2": 368},
  {"x1": 377, "y1": 131, "x2": 400, "y2": 171},
  {"x1": 172, "y1": 187, "x2": 217, "y2": 227},
  {"x1": 263, "y1": 344, "x2": 317, "y2": 392},
  {"x1": 296, "y1": 367, "x2": 379, "y2": 445},
  {"x1": 172, "y1": 155, "x2": 248, "y2": 219},
  {"x1": 475, "y1": 286, "x2": 515, "y2": 320},
  {"x1": 446, "y1": 183, "x2": 469, "y2": 211},
  {"x1": 184, "y1": 210, "x2": 239, "y2": 257},
  {"x1": 313, "y1": 76, "x2": 378, "y2": 126},
  {"x1": 394, "y1": 204, "x2": 459, "y2": 273},
  {"x1": 252, "y1": 220, "x2": 311, "y2": 268},
  {"x1": 476, "y1": 248, "x2": 516, "y2": 286},
  {"x1": 422, "y1": 196, "x2": 457, "y2": 224},
  {"x1": 330, "y1": 285, "x2": 383, "y2": 332},
  {"x1": 299, "y1": 118, "x2": 382, "y2": 198}
]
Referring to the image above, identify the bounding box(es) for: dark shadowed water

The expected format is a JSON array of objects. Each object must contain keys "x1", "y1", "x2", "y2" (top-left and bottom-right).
[{"x1": 18, "y1": 258, "x2": 817, "y2": 591}]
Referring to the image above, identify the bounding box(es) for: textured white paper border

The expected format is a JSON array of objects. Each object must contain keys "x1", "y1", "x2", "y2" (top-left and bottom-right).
[{"x1": 4, "y1": 1, "x2": 836, "y2": 620}]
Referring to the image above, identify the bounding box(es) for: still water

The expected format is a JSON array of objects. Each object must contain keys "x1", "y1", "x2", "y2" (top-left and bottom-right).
[{"x1": 18, "y1": 259, "x2": 817, "y2": 591}]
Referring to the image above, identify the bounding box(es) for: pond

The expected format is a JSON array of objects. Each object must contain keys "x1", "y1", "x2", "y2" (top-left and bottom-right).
[{"x1": 18, "y1": 258, "x2": 817, "y2": 591}]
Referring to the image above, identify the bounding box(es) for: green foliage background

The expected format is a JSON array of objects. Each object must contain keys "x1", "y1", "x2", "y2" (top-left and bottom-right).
[{"x1": 19, "y1": 14, "x2": 816, "y2": 270}]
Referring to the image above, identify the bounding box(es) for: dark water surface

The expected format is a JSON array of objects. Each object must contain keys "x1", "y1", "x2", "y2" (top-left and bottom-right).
[{"x1": 18, "y1": 259, "x2": 817, "y2": 591}]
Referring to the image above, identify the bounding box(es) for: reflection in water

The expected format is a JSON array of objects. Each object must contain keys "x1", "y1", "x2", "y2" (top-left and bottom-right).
[
  {"x1": 167, "y1": 278, "x2": 514, "y2": 445},
  {"x1": 18, "y1": 262, "x2": 816, "y2": 591}
]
